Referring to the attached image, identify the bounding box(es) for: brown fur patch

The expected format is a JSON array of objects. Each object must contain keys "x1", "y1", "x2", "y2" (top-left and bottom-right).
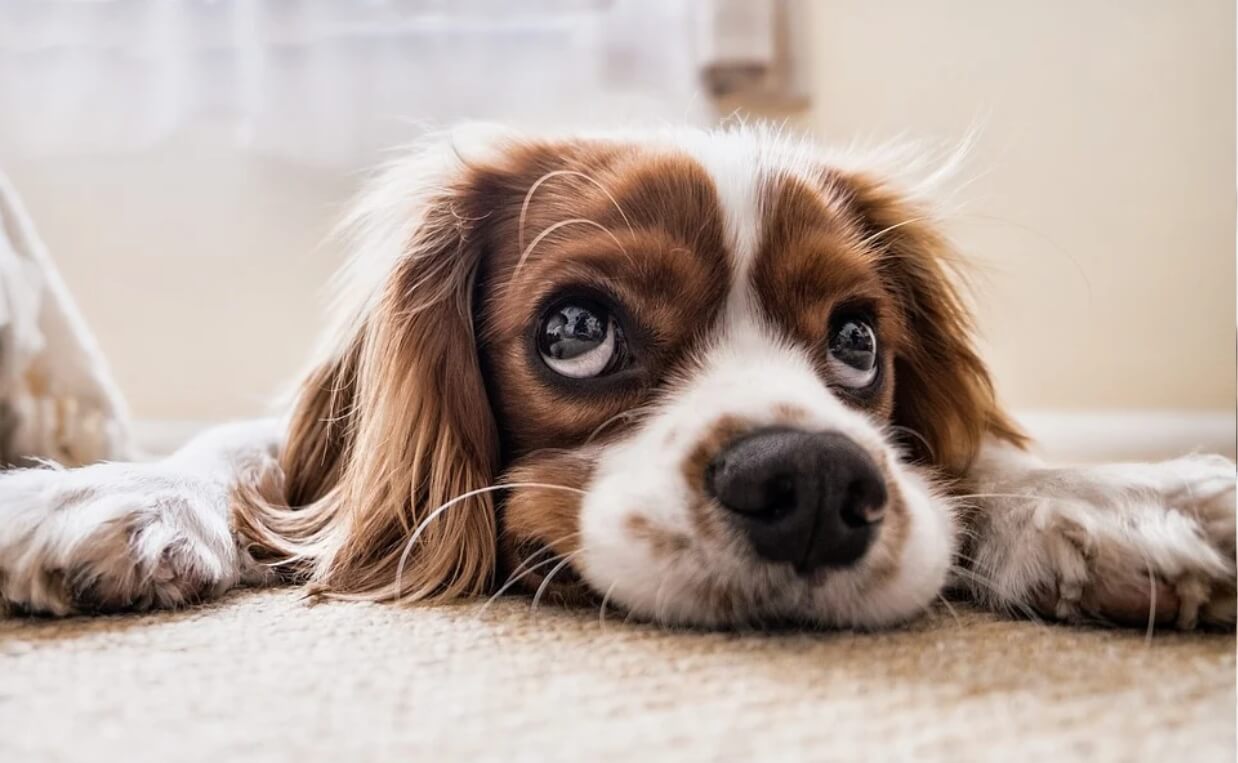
[
  {"x1": 476, "y1": 147, "x2": 732, "y2": 456},
  {"x1": 770, "y1": 402, "x2": 811, "y2": 425},
  {"x1": 679, "y1": 406, "x2": 826, "y2": 497},
  {"x1": 680, "y1": 416, "x2": 754, "y2": 542},
  {"x1": 626, "y1": 515, "x2": 691, "y2": 557},
  {"x1": 496, "y1": 448, "x2": 598, "y2": 603},
  {"x1": 751, "y1": 174, "x2": 901, "y2": 419}
]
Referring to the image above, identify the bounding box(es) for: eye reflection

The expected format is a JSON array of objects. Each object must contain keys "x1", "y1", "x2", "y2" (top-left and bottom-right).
[
  {"x1": 537, "y1": 299, "x2": 626, "y2": 378},
  {"x1": 827, "y1": 317, "x2": 878, "y2": 389}
]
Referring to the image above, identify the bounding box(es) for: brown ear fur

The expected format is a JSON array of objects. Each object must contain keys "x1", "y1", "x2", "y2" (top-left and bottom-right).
[
  {"x1": 842, "y1": 173, "x2": 1026, "y2": 475},
  {"x1": 233, "y1": 180, "x2": 500, "y2": 602}
]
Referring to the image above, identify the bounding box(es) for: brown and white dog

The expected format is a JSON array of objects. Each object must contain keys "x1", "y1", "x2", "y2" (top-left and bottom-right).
[{"x1": 0, "y1": 125, "x2": 1233, "y2": 630}]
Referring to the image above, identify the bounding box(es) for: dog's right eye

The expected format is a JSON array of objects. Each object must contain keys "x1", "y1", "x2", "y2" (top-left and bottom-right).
[
  {"x1": 537, "y1": 299, "x2": 628, "y2": 379},
  {"x1": 827, "y1": 315, "x2": 879, "y2": 389}
]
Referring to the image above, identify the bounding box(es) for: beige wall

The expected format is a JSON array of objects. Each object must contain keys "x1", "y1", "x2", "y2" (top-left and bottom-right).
[
  {"x1": 800, "y1": 0, "x2": 1235, "y2": 412},
  {"x1": 5, "y1": 1, "x2": 1235, "y2": 420},
  {"x1": 7, "y1": 134, "x2": 349, "y2": 420}
]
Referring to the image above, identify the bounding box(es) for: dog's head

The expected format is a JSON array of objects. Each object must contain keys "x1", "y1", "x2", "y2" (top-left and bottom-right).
[{"x1": 237, "y1": 124, "x2": 1023, "y2": 628}]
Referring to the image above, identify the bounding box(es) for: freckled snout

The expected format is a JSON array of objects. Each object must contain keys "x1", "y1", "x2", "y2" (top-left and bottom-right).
[{"x1": 705, "y1": 428, "x2": 887, "y2": 573}]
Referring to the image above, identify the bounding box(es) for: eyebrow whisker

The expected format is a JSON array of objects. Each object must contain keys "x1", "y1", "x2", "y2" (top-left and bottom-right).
[
  {"x1": 518, "y1": 169, "x2": 636, "y2": 256},
  {"x1": 507, "y1": 218, "x2": 630, "y2": 293},
  {"x1": 858, "y1": 216, "x2": 932, "y2": 250},
  {"x1": 584, "y1": 407, "x2": 651, "y2": 446}
]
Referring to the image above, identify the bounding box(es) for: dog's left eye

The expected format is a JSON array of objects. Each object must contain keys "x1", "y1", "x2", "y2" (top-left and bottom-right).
[
  {"x1": 827, "y1": 316, "x2": 878, "y2": 389},
  {"x1": 537, "y1": 299, "x2": 627, "y2": 379}
]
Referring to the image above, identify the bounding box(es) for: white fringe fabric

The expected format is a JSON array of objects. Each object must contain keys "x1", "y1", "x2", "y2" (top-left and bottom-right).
[{"x1": 0, "y1": 171, "x2": 132, "y2": 466}]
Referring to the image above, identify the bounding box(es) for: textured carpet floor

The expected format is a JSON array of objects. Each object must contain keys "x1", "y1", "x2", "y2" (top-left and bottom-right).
[{"x1": 1, "y1": 589, "x2": 1233, "y2": 762}]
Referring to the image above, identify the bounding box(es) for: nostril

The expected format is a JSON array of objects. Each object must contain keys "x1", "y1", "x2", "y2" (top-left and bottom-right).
[
  {"x1": 840, "y1": 477, "x2": 887, "y2": 528},
  {"x1": 708, "y1": 463, "x2": 795, "y2": 519}
]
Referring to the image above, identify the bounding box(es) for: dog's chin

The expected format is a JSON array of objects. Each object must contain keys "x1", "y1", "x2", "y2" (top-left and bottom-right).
[{"x1": 573, "y1": 462, "x2": 956, "y2": 630}]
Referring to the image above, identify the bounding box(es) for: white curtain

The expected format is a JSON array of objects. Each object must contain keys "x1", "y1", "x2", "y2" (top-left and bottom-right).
[
  {"x1": 0, "y1": 0, "x2": 795, "y2": 427},
  {"x1": 0, "y1": 0, "x2": 734, "y2": 168}
]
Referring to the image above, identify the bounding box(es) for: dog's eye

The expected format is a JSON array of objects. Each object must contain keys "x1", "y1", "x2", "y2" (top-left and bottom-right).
[
  {"x1": 827, "y1": 317, "x2": 878, "y2": 388},
  {"x1": 537, "y1": 300, "x2": 626, "y2": 379}
]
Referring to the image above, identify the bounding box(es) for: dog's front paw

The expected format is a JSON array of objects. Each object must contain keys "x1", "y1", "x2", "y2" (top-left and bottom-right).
[
  {"x1": 0, "y1": 464, "x2": 250, "y2": 616},
  {"x1": 968, "y1": 454, "x2": 1236, "y2": 630}
]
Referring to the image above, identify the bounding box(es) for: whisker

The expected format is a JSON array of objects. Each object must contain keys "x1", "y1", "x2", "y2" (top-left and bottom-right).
[
  {"x1": 531, "y1": 550, "x2": 586, "y2": 611},
  {"x1": 937, "y1": 592, "x2": 963, "y2": 628},
  {"x1": 858, "y1": 216, "x2": 932, "y2": 249},
  {"x1": 949, "y1": 564, "x2": 1046, "y2": 626},
  {"x1": 621, "y1": 601, "x2": 640, "y2": 627},
  {"x1": 1145, "y1": 564, "x2": 1158, "y2": 646},
  {"x1": 508, "y1": 218, "x2": 629, "y2": 290},
  {"x1": 481, "y1": 530, "x2": 584, "y2": 609},
  {"x1": 584, "y1": 408, "x2": 648, "y2": 446},
  {"x1": 651, "y1": 574, "x2": 674, "y2": 627},
  {"x1": 886, "y1": 424, "x2": 936, "y2": 461},
  {"x1": 1126, "y1": 532, "x2": 1162, "y2": 646},
  {"x1": 476, "y1": 554, "x2": 570, "y2": 618},
  {"x1": 598, "y1": 580, "x2": 620, "y2": 631},
  {"x1": 955, "y1": 212, "x2": 1094, "y2": 303},
  {"x1": 517, "y1": 447, "x2": 575, "y2": 461},
  {"x1": 949, "y1": 522, "x2": 982, "y2": 543},
  {"x1": 518, "y1": 169, "x2": 635, "y2": 256},
  {"x1": 394, "y1": 482, "x2": 587, "y2": 603},
  {"x1": 950, "y1": 492, "x2": 1045, "y2": 502},
  {"x1": 622, "y1": 575, "x2": 672, "y2": 628},
  {"x1": 950, "y1": 549, "x2": 984, "y2": 567}
]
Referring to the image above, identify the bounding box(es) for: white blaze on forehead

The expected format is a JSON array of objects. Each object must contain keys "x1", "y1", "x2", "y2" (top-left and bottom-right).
[{"x1": 672, "y1": 132, "x2": 768, "y2": 319}]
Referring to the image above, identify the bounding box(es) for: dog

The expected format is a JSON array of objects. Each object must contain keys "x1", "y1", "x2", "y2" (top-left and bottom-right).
[{"x1": 0, "y1": 124, "x2": 1233, "y2": 630}]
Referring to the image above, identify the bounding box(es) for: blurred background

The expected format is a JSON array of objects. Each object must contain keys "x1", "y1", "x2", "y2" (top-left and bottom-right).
[{"x1": 0, "y1": 0, "x2": 1233, "y2": 457}]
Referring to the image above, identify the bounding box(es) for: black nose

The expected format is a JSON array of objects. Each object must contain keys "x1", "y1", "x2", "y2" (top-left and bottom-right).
[{"x1": 705, "y1": 428, "x2": 887, "y2": 573}]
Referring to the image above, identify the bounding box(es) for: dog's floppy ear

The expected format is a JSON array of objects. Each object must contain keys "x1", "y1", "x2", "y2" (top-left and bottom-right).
[
  {"x1": 841, "y1": 172, "x2": 1026, "y2": 475},
  {"x1": 235, "y1": 133, "x2": 509, "y2": 601}
]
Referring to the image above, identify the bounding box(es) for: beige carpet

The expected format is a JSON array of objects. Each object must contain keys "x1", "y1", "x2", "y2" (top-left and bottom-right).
[{"x1": 1, "y1": 589, "x2": 1232, "y2": 762}]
